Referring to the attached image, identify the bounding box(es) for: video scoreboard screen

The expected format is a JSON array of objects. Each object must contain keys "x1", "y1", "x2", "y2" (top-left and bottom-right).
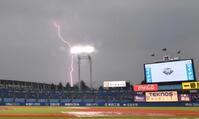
[{"x1": 144, "y1": 59, "x2": 195, "y2": 83}]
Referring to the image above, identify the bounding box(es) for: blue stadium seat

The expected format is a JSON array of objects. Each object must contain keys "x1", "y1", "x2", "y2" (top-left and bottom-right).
[
  {"x1": 15, "y1": 98, "x2": 25, "y2": 103},
  {"x1": 49, "y1": 99, "x2": 60, "y2": 103},
  {"x1": 72, "y1": 99, "x2": 82, "y2": 103},
  {"x1": 4, "y1": 98, "x2": 14, "y2": 103},
  {"x1": 60, "y1": 99, "x2": 71, "y2": 103},
  {"x1": 26, "y1": 99, "x2": 36, "y2": 103}
]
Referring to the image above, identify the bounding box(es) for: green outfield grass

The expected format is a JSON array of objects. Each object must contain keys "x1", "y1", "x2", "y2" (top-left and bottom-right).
[
  {"x1": 0, "y1": 106, "x2": 198, "y2": 119},
  {"x1": 1, "y1": 106, "x2": 198, "y2": 113},
  {"x1": 0, "y1": 106, "x2": 69, "y2": 114}
]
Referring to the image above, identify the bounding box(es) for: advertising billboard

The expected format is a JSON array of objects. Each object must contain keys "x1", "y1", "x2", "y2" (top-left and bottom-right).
[
  {"x1": 158, "y1": 84, "x2": 182, "y2": 91},
  {"x1": 182, "y1": 81, "x2": 199, "y2": 90},
  {"x1": 134, "y1": 95, "x2": 145, "y2": 102},
  {"x1": 178, "y1": 94, "x2": 191, "y2": 102},
  {"x1": 145, "y1": 91, "x2": 178, "y2": 102},
  {"x1": 133, "y1": 84, "x2": 158, "y2": 92},
  {"x1": 103, "y1": 81, "x2": 126, "y2": 88},
  {"x1": 144, "y1": 59, "x2": 195, "y2": 83}
]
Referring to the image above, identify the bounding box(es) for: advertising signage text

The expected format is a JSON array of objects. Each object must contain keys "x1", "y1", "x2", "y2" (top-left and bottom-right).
[
  {"x1": 145, "y1": 91, "x2": 178, "y2": 102},
  {"x1": 133, "y1": 84, "x2": 158, "y2": 92},
  {"x1": 103, "y1": 81, "x2": 126, "y2": 88},
  {"x1": 182, "y1": 81, "x2": 199, "y2": 90}
]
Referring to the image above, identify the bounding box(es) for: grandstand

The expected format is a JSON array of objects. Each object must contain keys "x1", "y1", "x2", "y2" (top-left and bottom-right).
[
  {"x1": 0, "y1": 79, "x2": 134, "y2": 106},
  {"x1": 0, "y1": 79, "x2": 51, "y2": 90},
  {"x1": 0, "y1": 78, "x2": 198, "y2": 106}
]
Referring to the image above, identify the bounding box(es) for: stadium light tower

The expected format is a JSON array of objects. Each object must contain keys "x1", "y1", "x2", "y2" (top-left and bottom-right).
[{"x1": 70, "y1": 45, "x2": 95, "y2": 92}]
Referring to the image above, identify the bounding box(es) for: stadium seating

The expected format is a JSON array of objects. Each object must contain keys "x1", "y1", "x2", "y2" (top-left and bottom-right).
[
  {"x1": 4, "y1": 98, "x2": 14, "y2": 103},
  {"x1": 15, "y1": 98, "x2": 25, "y2": 103},
  {"x1": 0, "y1": 86, "x2": 197, "y2": 105}
]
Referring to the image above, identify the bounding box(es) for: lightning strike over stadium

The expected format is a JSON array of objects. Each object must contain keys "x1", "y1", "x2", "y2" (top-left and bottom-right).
[{"x1": 53, "y1": 22, "x2": 74, "y2": 87}]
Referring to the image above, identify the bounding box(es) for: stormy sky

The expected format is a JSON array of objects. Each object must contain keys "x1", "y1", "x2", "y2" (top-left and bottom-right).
[{"x1": 0, "y1": 0, "x2": 199, "y2": 87}]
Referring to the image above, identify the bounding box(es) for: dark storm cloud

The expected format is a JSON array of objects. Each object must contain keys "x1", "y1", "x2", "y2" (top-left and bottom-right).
[{"x1": 0, "y1": 0, "x2": 199, "y2": 87}]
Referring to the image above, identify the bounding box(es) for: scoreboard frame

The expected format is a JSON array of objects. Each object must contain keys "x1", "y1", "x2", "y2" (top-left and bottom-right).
[{"x1": 144, "y1": 59, "x2": 196, "y2": 85}]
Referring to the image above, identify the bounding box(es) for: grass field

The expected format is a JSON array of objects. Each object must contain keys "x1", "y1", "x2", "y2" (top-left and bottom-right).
[{"x1": 0, "y1": 106, "x2": 199, "y2": 119}]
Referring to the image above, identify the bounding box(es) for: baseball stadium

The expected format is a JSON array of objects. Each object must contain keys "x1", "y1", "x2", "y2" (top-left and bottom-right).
[
  {"x1": 0, "y1": 59, "x2": 198, "y2": 119},
  {"x1": 1, "y1": 0, "x2": 199, "y2": 119}
]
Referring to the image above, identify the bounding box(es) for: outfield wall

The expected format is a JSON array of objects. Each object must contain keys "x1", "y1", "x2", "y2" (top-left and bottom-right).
[{"x1": 1, "y1": 102, "x2": 199, "y2": 107}]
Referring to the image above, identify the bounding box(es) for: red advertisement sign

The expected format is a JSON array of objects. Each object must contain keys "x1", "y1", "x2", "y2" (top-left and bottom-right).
[{"x1": 133, "y1": 84, "x2": 158, "y2": 92}]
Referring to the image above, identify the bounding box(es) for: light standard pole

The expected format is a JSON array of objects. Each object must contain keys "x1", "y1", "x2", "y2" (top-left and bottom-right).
[
  {"x1": 77, "y1": 55, "x2": 81, "y2": 92},
  {"x1": 88, "y1": 55, "x2": 93, "y2": 91},
  {"x1": 70, "y1": 45, "x2": 95, "y2": 92}
]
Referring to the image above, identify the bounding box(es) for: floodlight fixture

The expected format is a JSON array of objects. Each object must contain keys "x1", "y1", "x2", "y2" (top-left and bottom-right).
[{"x1": 70, "y1": 45, "x2": 95, "y2": 54}]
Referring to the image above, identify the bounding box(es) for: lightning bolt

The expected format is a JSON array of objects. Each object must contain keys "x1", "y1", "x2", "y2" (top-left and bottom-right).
[{"x1": 53, "y1": 22, "x2": 74, "y2": 87}]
